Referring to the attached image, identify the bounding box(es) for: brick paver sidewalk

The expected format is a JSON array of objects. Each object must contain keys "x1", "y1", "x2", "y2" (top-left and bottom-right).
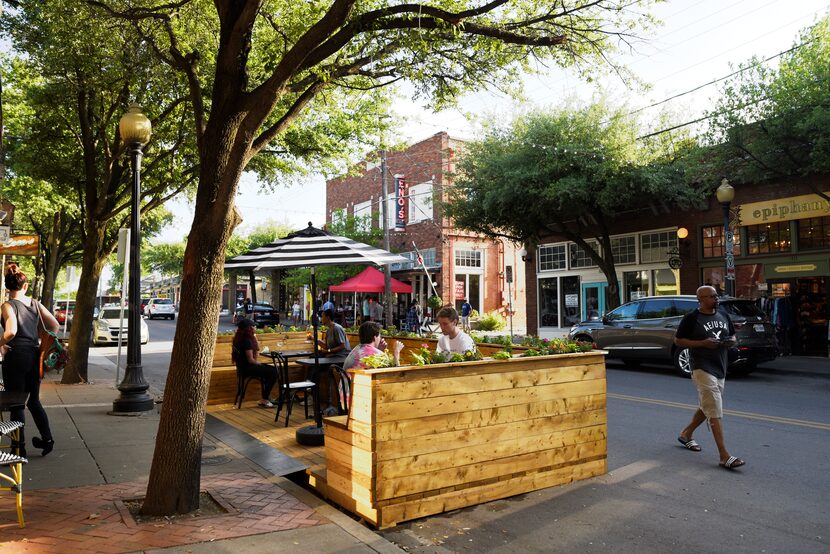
[{"x1": 0, "y1": 472, "x2": 326, "y2": 553}]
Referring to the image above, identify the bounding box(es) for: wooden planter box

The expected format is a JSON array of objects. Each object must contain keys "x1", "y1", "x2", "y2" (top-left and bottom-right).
[
  {"x1": 344, "y1": 333, "x2": 528, "y2": 365},
  {"x1": 314, "y1": 351, "x2": 607, "y2": 528}
]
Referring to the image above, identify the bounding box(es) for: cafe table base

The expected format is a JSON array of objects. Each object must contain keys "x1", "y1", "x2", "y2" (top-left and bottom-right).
[{"x1": 296, "y1": 424, "x2": 325, "y2": 446}]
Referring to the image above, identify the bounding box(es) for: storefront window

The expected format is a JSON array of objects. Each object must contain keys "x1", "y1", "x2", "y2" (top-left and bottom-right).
[
  {"x1": 702, "y1": 225, "x2": 742, "y2": 258},
  {"x1": 640, "y1": 231, "x2": 677, "y2": 263},
  {"x1": 455, "y1": 248, "x2": 482, "y2": 267},
  {"x1": 653, "y1": 268, "x2": 678, "y2": 295},
  {"x1": 623, "y1": 271, "x2": 649, "y2": 302},
  {"x1": 569, "y1": 241, "x2": 597, "y2": 268},
  {"x1": 798, "y1": 216, "x2": 830, "y2": 250},
  {"x1": 538, "y1": 244, "x2": 567, "y2": 271},
  {"x1": 611, "y1": 236, "x2": 636, "y2": 264},
  {"x1": 702, "y1": 263, "x2": 764, "y2": 298},
  {"x1": 746, "y1": 222, "x2": 791, "y2": 254},
  {"x1": 538, "y1": 278, "x2": 559, "y2": 327},
  {"x1": 560, "y1": 276, "x2": 581, "y2": 327}
]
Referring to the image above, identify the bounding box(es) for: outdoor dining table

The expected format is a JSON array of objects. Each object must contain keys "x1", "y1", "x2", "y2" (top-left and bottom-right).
[{"x1": 294, "y1": 356, "x2": 346, "y2": 446}]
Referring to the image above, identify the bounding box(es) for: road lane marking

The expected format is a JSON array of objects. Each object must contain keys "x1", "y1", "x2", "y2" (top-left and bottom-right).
[{"x1": 608, "y1": 392, "x2": 830, "y2": 431}]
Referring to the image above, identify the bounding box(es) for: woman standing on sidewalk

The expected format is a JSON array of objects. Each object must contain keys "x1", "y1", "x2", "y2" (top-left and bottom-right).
[{"x1": 0, "y1": 263, "x2": 59, "y2": 457}]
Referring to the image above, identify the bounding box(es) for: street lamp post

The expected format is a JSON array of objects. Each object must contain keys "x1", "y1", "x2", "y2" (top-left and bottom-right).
[
  {"x1": 112, "y1": 104, "x2": 154, "y2": 414},
  {"x1": 716, "y1": 178, "x2": 736, "y2": 298}
]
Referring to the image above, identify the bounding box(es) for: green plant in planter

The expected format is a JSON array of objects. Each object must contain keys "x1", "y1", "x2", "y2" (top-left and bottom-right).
[
  {"x1": 477, "y1": 310, "x2": 506, "y2": 331},
  {"x1": 427, "y1": 295, "x2": 443, "y2": 310},
  {"x1": 492, "y1": 350, "x2": 512, "y2": 360},
  {"x1": 412, "y1": 344, "x2": 482, "y2": 365}
]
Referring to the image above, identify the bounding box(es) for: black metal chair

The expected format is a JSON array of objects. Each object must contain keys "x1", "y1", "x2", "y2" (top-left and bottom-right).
[
  {"x1": 272, "y1": 353, "x2": 316, "y2": 427},
  {"x1": 331, "y1": 365, "x2": 352, "y2": 416},
  {"x1": 232, "y1": 346, "x2": 266, "y2": 409}
]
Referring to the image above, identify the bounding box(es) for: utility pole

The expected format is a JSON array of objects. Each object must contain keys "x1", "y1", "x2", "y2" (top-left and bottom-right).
[{"x1": 380, "y1": 150, "x2": 393, "y2": 328}]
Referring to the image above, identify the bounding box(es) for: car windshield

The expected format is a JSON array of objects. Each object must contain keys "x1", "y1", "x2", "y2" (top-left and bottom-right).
[
  {"x1": 721, "y1": 301, "x2": 763, "y2": 317},
  {"x1": 254, "y1": 303, "x2": 273, "y2": 309},
  {"x1": 153, "y1": 299, "x2": 173, "y2": 305},
  {"x1": 99, "y1": 308, "x2": 124, "y2": 319}
]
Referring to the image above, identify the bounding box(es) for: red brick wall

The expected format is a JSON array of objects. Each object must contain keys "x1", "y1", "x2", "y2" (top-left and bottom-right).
[{"x1": 325, "y1": 132, "x2": 527, "y2": 328}]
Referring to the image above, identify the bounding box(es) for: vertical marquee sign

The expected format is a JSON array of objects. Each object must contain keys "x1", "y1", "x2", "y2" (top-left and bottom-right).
[{"x1": 394, "y1": 174, "x2": 407, "y2": 231}]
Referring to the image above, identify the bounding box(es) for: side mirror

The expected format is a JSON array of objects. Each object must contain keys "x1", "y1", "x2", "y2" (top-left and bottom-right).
[{"x1": 601, "y1": 315, "x2": 610, "y2": 324}]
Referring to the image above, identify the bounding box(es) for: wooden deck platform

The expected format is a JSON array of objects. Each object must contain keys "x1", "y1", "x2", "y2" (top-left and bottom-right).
[{"x1": 207, "y1": 401, "x2": 326, "y2": 474}]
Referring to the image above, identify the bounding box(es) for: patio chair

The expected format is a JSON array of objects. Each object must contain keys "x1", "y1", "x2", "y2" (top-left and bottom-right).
[
  {"x1": 272, "y1": 353, "x2": 316, "y2": 427},
  {"x1": 0, "y1": 420, "x2": 27, "y2": 528},
  {"x1": 232, "y1": 346, "x2": 266, "y2": 409}
]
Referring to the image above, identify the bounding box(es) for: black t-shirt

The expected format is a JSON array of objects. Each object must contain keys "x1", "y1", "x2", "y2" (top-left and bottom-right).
[
  {"x1": 237, "y1": 337, "x2": 256, "y2": 369},
  {"x1": 675, "y1": 308, "x2": 735, "y2": 379}
]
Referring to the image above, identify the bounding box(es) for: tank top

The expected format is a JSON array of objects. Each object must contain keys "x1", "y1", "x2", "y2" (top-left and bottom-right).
[{"x1": 7, "y1": 298, "x2": 40, "y2": 348}]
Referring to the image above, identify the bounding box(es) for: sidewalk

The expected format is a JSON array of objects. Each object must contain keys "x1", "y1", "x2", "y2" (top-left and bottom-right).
[{"x1": 0, "y1": 354, "x2": 401, "y2": 553}]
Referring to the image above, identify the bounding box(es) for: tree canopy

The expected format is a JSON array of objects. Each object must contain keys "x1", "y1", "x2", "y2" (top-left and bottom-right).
[
  {"x1": 79, "y1": 0, "x2": 663, "y2": 515},
  {"x1": 704, "y1": 16, "x2": 830, "y2": 189},
  {"x1": 445, "y1": 103, "x2": 703, "y2": 306}
]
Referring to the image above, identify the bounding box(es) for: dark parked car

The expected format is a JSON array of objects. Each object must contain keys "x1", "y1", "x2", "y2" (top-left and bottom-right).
[
  {"x1": 567, "y1": 295, "x2": 777, "y2": 376},
  {"x1": 236, "y1": 302, "x2": 280, "y2": 328}
]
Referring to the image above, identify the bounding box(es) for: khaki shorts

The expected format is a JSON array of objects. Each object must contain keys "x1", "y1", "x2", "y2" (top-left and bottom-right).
[{"x1": 692, "y1": 369, "x2": 725, "y2": 419}]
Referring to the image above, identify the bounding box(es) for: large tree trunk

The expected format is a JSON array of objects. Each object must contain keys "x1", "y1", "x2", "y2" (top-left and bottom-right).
[
  {"x1": 62, "y1": 225, "x2": 108, "y2": 384},
  {"x1": 40, "y1": 212, "x2": 64, "y2": 311},
  {"x1": 141, "y1": 129, "x2": 244, "y2": 515}
]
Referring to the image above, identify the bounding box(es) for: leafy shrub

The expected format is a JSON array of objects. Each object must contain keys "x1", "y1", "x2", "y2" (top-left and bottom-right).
[
  {"x1": 477, "y1": 310, "x2": 506, "y2": 331},
  {"x1": 519, "y1": 338, "x2": 593, "y2": 357},
  {"x1": 411, "y1": 344, "x2": 482, "y2": 365},
  {"x1": 427, "y1": 295, "x2": 443, "y2": 309}
]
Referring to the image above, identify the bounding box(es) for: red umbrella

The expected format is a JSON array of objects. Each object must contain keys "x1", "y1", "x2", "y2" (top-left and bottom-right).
[{"x1": 329, "y1": 266, "x2": 412, "y2": 293}]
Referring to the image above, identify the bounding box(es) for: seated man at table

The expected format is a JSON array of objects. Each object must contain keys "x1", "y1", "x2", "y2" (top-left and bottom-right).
[
  {"x1": 318, "y1": 308, "x2": 351, "y2": 359},
  {"x1": 436, "y1": 305, "x2": 476, "y2": 355}
]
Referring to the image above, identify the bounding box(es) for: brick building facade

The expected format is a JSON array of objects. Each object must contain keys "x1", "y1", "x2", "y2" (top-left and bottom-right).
[
  {"x1": 326, "y1": 132, "x2": 527, "y2": 329},
  {"x1": 525, "y1": 174, "x2": 830, "y2": 355}
]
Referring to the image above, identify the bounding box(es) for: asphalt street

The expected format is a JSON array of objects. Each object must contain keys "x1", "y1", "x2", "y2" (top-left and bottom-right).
[
  {"x1": 92, "y1": 320, "x2": 830, "y2": 552},
  {"x1": 380, "y1": 359, "x2": 830, "y2": 553}
]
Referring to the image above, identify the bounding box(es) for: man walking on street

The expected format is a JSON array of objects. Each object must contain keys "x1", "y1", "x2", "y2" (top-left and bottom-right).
[
  {"x1": 460, "y1": 298, "x2": 472, "y2": 332},
  {"x1": 674, "y1": 285, "x2": 746, "y2": 470}
]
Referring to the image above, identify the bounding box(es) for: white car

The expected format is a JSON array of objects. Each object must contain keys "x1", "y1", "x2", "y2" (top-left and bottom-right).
[
  {"x1": 145, "y1": 298, "x2": 176, "y2": 320},
  {"x1": 92, "y1": 307, "x2": 149, "y2": 346}
]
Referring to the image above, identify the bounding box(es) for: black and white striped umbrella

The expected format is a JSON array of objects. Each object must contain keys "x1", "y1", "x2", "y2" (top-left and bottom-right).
[
  {"x1": 224, "y1": 223, "x2": 406, "y2": 270},
  {"x1": 225, "y1": 223, "x2": 407, "y2": 444}
]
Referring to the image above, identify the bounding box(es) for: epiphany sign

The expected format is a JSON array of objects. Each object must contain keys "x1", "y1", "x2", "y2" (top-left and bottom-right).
[{"x1": 394, "y1": 175, "x2": 407, "y2": 231}]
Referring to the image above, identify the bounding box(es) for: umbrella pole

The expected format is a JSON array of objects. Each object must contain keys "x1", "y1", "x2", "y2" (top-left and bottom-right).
[{"x1": 297, "y1": 267, "x2": 325, "y2": 446}]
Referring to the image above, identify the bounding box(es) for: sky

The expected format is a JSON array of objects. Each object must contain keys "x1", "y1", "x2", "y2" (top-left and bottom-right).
[{"x1": 155, "y1": 0, "x2": 830, "y2": 245}]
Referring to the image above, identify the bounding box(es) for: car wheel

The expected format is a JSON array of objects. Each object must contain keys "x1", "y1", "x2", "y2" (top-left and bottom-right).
[
  {"x1": 170, "y1": 314, "x2": 175, "y2": 321},
  {"x1": 673, "y1": 347, "x2": 693, "y2": 377},
  {"x1": 573, "y1": 334, "x2": 593, "y2": 345}
]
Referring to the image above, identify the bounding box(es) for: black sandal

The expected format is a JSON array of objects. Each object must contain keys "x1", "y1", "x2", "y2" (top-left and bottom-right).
[{"x1": 677, "y1": 436, "x2": 701, "y2": 452}]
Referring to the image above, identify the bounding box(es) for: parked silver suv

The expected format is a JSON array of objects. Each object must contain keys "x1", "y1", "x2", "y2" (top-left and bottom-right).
[{"x1": 567, "y1": 295, "x2": 777, "y2": 376}]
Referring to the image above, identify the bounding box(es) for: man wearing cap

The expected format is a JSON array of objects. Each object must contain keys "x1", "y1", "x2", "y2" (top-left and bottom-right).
[{"x1": 318, "y1": 308, "x2": 351, "y2": 359}]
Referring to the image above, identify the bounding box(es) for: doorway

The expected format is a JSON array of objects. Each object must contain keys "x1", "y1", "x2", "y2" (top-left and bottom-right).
[
  {"x1": 768, "y1": 276, "x2": 828, "y2": 356},
  {"x1": 581, "y1": 282, "x2": 607, "y2": 321}
]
